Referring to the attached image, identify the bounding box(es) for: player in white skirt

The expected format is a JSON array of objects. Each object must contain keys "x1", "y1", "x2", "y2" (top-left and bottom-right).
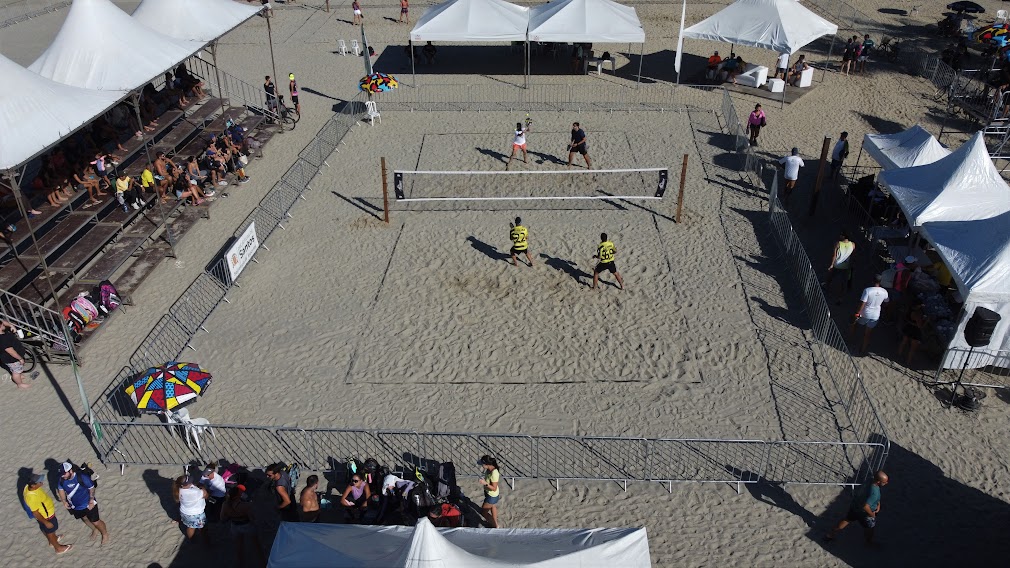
[{"x1": 506, "y1": 121, "x2": 529, "y2": 170}]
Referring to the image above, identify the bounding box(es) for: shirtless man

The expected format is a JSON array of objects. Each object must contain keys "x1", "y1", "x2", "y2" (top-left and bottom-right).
[
  {"x1": 153, "y1": 151, "x2": 177, "y2": 201},
  {"x1": 399, "y1": 0, "x2": 409, "y2": 23},
  {"x1": 299, "y1": 475, "x2": 320, "y2": 523}
]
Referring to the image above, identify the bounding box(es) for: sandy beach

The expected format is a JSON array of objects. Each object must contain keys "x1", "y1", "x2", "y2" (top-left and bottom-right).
[{"x1": 1, "y1": 0, "x2": 1009, "y2": 566}]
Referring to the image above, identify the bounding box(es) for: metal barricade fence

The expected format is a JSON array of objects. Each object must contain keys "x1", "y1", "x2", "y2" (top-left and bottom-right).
[
  {"x1": 766, "y1": 174, "x2": 890, "y2": 484},
  {"x1": 931, "y1": 347, "x2": 1010, "y2": 389}
]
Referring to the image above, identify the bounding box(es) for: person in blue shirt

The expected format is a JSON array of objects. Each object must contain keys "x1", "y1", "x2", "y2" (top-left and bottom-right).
[
  {"x1": 825, "y1": 470, "x2": 888, "y2": 544},
  {"x1": 56, "y1": 462, "x2": 109, "y2": 544}
]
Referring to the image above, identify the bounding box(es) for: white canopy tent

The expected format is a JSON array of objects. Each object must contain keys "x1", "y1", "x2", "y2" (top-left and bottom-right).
[
  {"x1": 0, "y1": 54, "x2": 126, "y2": 171},
  {"x1": 877, "y1": 132, "x2": 1010, "y2": 229},
  {"x1": 861, "y1": 125, "x2": 951, "y2": 170},
  {"x1": 131, "y1": 0, "x2": 262, "y2": 42},
  {"x1": 681, "y1": 0, "x2": 838, "y2": 55},
  {"x1": 267, "y1": 519, "x2": 652, "y2": 568},
  {"x1": 920, "y1": 212, "x2": 1010, "y2": 367},
  {"x1": 408, "y1": 0, "x2": 530, "y2": 86},
  {"x1": 29, "y1": 0, "x2": 205, "y2": 91}
]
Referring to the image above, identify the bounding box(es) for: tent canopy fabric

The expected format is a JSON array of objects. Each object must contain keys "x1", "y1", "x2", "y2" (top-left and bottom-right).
[
  {"x1": 409, "y1": 0, "x2": 529, "y2": 42},
  {"x1": 528, "y1": 0, "x2": 645, "y2": 43},
  {"x1": 878, "y1": 132, "x2": 1010, "y2": 228},
  {"x1": 682, "y1": 0, "x2": 839, "y2": 54},
  {"x1": 29, "y1": 0, "x2": 205, "y2": 91},
  {"x1": 862, "y1": 125, "x2": 951, "y2": 170},
  {"x1": 267, "y1": 518, "x2": 652, "y2": 568},
  {"x1": 131, "y1": 0, "x2": 262, "y2": 42},
  {"x1": 0, "y1": 54, "x2": 126, "y2": 171}
]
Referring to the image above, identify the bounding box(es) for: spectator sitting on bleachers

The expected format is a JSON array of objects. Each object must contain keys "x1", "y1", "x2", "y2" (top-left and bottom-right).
[
  {"x1": 174, "y1": 64, "x2": 206, "y2": 99},
  {"x1": 0, "y1": 179, "x2": 42, "y2": 215},
  {"x1": 172, "y1": 172, "x2": 207, "y2": 205},
  {"x1": 31, "y1": 175, "x2": 66, "y2": 208},
  {"x1": 91, "y1": 116, "x2": 129, "y2": 153},
  {"x1": 226, "y1": 123, "x2": 250, "y2": 155},
  {"x1": 154, "y1": 152, "x2": 179, "y2": 202},
  {"x1": 115, "y1": 172, "x2": 143, "y2": 211},
  {"x1": 210, "y1": 135, "x2": 250, "y2": 184},
  {"x1": 140, "y1": 166, "x2": 158, "y2": 201},
  {"x1": 162, "y1": 71, "x2": 190, "y2": 108},
  {"x1": 74, "y1": 162, "x2": 105, "y2": 205},
  {"x1": 90, "y1": 152, "x2": 115, "y2": 190},
  {"x1": 139, "y1": 91, "x2": 161, "y2": 132},
  {"x1": 185, "y1": 156, "x2": 208, "y2": 187}
]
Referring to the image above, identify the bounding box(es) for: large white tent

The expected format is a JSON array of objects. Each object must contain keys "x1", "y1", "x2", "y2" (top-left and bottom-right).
[
  {"x1": 267, "y1": 519, "x2": 652, "y2": 568},
  {"x1": 682, "y1": 0, "x2": 838, "y2": 54},
  {"x1": 528, "y1": 0, "x2": 645, "y2": 43},
  {"x1": 131, "y1": 0, "x2": 262, "y2": 42},
  {"x1": 862, "y1": 125, "x2": 951, "y2": 170},
  {"x1": 0, "y1": 55, "x2": 126, "y2": 171},
  {"x1": 920, "y1": 212, "x2": 1010, "y2": 367},
  {"x1": 29, "y1": 0, "x2": 205, "y2": 91},
  {"x1": 409, "y1": 0, "x2": 529, "y2": 42},
  {"x1": 877, "y1": 132, "x2": 1010, "y2": 229}
]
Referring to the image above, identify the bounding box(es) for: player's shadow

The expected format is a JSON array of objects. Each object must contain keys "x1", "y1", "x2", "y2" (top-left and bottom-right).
[
  {"x1": 466, "y1": 236, "x2": 511, "y2": 263},
  {"x1": 475, "y1": 147, "x2": 508, "y2": 164},
  {"x1": 540, "y1": 253, "x2": 590, "y2": 286},
  {"x1": 528, "y1": 150, "x2": 565, "y2": 166}
]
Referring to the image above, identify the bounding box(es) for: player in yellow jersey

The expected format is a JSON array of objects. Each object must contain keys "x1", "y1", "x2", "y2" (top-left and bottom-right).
[
  {"x1": 591, "y1": 232, "x2": 624, "y2": 290},
  {"x1": 509, "y1": 217, "x2": 534, "y2": 267}
]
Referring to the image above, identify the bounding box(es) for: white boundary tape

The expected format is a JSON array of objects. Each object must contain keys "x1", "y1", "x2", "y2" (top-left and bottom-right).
[
  {"x1": 398, "y1": 195, "x2": 663, "y2": 202},
  {"x1": 395, "y1": 167, "x2": 667, "y2": 175}
]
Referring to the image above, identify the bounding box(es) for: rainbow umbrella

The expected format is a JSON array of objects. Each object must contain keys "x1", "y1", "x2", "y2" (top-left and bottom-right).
[
  {"x1": 359, "y1": 72, "x2": 399, "y2": 93},
  {"x1": 125, "y1": 362, "x2": 212, "y2": 413}
]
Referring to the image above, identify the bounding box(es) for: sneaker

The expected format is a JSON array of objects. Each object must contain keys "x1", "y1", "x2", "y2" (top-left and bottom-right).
[
  {"x1": 239, "y1": 178, "x2": 250, "y2": 184},
  {"x1": 218, "y1": 180, "x2": 228, "y2": 186},
  {"x1": 132, "y1": 202, "x2": 141, "y2": 210},
  {"x1": 29, "y1": 371, "x2": 39, "y2": 380},
  {"x1": 204, "y1": 190, "x2": 216, "y2": 197},
  {"x1": 122, "y1": 205, "x2": 129, "y2": 213}
]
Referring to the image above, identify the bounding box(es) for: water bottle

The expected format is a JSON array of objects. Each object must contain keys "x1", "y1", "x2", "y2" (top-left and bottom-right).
[{"x1": 5, "y1": 224, "x2": 15, "y2": 233}]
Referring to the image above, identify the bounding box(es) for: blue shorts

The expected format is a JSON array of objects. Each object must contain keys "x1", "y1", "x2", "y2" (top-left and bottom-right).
[
  {"x1": 483, "y1": 494, "x2": 500, "y2": 505},
  {"x1": 181, "y1": 511, "x2": 206, "y2": 529},
  {"x1": 37, "y1": 515, "x2": 58, "y2": 534}
]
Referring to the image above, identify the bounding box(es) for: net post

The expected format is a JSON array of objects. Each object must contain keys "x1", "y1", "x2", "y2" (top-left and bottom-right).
[
  {"x1": 676, "y1": 154, "x2": 688, "y2": 223},
  {"x1": 381, "y1": 157, "x2": 390, "y2": 224}
]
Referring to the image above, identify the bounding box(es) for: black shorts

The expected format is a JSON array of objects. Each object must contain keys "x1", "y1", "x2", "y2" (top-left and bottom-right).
[
  {"x1": 594, "y1": 262, "x2": 617, "y2": 274},
  {"x1": 571, "y1": 144, "x2": 588, "y2": 155},
  {"x1": 291, "y1": 95, "x2": 299, "y2": 105},
  {"x1": 37, "y1": 515, "x2": 59, "y2": 534},
  {"x1": 510, "y1": 246, "x2": 528, "y2": 255},
  {"x1": 845, "y1": 509, "x2": 876, "y2": 528},
  {"x1": 71, "y1": 504, "x2": 100, "y2": 523}
]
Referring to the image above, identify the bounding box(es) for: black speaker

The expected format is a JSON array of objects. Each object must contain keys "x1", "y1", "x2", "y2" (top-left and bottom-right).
[{"x1": 964, "y1": 307, "x2": 1001, "y2": 348}]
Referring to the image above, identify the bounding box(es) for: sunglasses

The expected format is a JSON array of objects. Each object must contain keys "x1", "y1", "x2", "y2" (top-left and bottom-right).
[{"x1": 352, "y1": 478, "x2": 363, "y2": 483}]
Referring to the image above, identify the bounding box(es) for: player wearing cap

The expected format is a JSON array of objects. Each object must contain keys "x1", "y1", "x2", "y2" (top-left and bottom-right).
[
  {"x1": 57, "y1": 462, "x2": 109, "y2": 545},
  {"x1": 777, "y1": 147, "x2": 805, "y2": 204},
  {"x1": 592, "y1": 232, "x2": 624, "y2": 290},
  {"x1": 23, "y1": 473, "x2": 72, "y2": 554},
  {"x1": 509, "y1": 217, "x2": 534, "y2": 267},
  {"x1": 506, "y1": 121, "x2": 529, "y2": 170},
  {"x1": 288, "y1": 73, "x2": 300, "y2": 115}
]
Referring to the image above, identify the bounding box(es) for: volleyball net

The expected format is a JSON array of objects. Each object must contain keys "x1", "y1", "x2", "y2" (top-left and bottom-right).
[{"x1": 391, "y1": 167, "x2": 670, "y2": 202}]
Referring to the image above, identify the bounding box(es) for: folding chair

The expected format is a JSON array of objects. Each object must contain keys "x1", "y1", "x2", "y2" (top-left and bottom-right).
[
  {"x1": 365, "y1": 100, "x2": 381, "y2": 126},
  {"x1": 338, "y1": 39, "x2": 348, "y2": 55},
  {"x1": 352, "y1": 40, "x2": 362, "y2": 56}
]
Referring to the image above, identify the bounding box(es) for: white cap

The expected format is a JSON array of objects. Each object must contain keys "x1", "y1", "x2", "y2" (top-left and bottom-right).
[
  {"x1": 60, "y1": 462, "x2": 73, "y2": 473},
  {"x1": 904, "y1": 255, "x2": 917, "y2": 264}
]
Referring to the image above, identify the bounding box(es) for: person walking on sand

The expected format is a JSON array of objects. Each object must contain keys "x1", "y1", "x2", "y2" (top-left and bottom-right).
[
  {"x1": 850, "y1": 275, "x2": 889, "y2": 354},
  {"x1": 841, "y1": 37, "x2": 856, "y2": 75},
  {"x1": 173, "y1": 475, "x2": 209, "y2": 542},
  {"x1": 57, "y1": 462, "x2": 109, "y2": 545},
  {"x1": 399, "y1": 0, "x2": 409, "y2": 23},
  {"x1": 830, "y1": 132, "x2": 850, "y2": 179},
  {"x1": 509, "y1": 217, "x2": 534, "y2": 267},
  {"x1": 288, "y1": 73, "x2": 300, "y2": 116},
  {"x1": 825, "y1": 470, "x2": 889, "y2": 544},
  {"x1": 823, "y1": 232, "x2": 855, "y2": 304},
  {"x1": 299, "y1": 475, "x2": 321, "y2": 523},
  {"x1": 352, "y1": 0, "x2": 363, "y2": 25},
  {"x1": 0, "y1": 320, "x2": 37, "y2": 388},
  {"x1": 506, "y1": 122, "x2": 529, "y2": 170},
  {"x1": 478, "y1": 455, "x2": 501, "y2": 528},
  {"x1": 858, "y1": 34, "x2": 874, "y2": 73},
  {"x1": 748, "y1": 104, "x2": 766, "y2": 146},
  {"x1": 567, "y1": 122, "x2": 592, "y2": 169},
  {"x1": 592, "y1": 233, "x2": 624, "y2": 290},
  {"x1": 777, "y1": 147, "x2": 804, "y2": 204},
  {"x1": 24, "y1": 473, "x2": 72, "y2": 554}
]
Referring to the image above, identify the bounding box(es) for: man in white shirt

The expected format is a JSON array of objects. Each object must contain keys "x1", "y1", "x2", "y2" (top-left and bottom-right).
[
  {"x1": 776, "y1": 52, "x2": 790, "y2": 80},
  {"x1": 777, "y1": 148, "x2": 804, "y2": 203},
  {"x1": 830, "y1": 131, "x2": 849, "y2": 179},
  {"x1": 850, "y1": 275, "x2": 889, "y2": 354}
]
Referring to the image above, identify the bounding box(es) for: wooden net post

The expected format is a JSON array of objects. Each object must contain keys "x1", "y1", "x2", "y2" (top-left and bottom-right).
[
  {"x1": 676, "y1": 153, "x2": 688, "y2": 223},
  {"x1": 381, "y1": 157, "x2": 390, "y2": 224},
  {"x1": 325, "y1": 0, "x2": 330, "y2": 12}
]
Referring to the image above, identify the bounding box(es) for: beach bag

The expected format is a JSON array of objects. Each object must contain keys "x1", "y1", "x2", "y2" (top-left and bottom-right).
[
  {"x1": 760, "y1": 116, "x2": 767, "y2": 127},
  {"x1": 238, "y1": 154, "x2": 249, "y2": 166},
  {"x1": 435, "y1": 462, "x2": 459, "y2": 503},
  {"x1": 71, "y1": 294, "x2": 100, "y2": 323},
  {"x1": 91, "y1": 280, "x2": 121, "y2": 315},
  {"x1": 59, "y1": 307, "x2": 85, "y2": 341}
]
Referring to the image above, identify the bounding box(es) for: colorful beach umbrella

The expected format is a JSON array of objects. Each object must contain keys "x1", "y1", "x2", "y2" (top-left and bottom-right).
[
  {"x1": 125, "y1": 362, "x2": 212, "y2": 413},
  {"x1": 359, "y1": 72, "x2": 398, "y2": 93}
]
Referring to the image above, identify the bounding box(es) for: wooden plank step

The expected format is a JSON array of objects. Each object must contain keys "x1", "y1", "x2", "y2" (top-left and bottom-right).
[
  {"x1": 15, "y1": 270, "x2": 72, "y2": 307},
  {"x1": 186, "y1": 98, "x2": 224, "y2": 125},
  {"x1": 153, "y1": 121, "x2": 199, "y2": 156},
  {"x1": 77, "y1": 235, "x2": 149, "y2": 284},
  {"x1": 0, "y1": 255, "x2": 40, "y2": 290},
  {"x1": 205, "y1": 109, "x2": 245, "y2": 134},
  {"x1": 48, "y1": 224, "x2": 122, "y2": 272},
  {"x1": 100, "y1": 192, "x2": 159, "y2": 226},
  {"x1": 164, "y1": 207, "x2": 204, "y2": 243},
  {"x1": 33, "y1": 212, "x2": 96, "y2": 258},
  {"x1": 115, "y1": 245, "x2": 170, "y2": 297}
]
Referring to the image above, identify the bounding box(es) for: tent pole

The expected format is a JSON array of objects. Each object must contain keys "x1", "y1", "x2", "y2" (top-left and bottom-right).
[
  {"x1": 132, "y1": 94, "x2": 177, "y2": 259},
  {"x1": 411, "y1": 41, "x2": 416, "y2": 89},
  {"x1": 637, "y1": 42, "x2": 643, "y2": 86},
  {"x1": 4, "y1": 169, "x2": 94, "y2": 434},
  {"x1": 526, "y1": 40, "x2": 530, "y2": 89},
  {"x1": 822, "y1": 34, "x2": 836, "y2": 82},
  {"x1": 266, "y1": 11, "x2": 279, "y2": 101},
  {"x1": 210, "y1": 41, "x2": 226, "y2": 110}
]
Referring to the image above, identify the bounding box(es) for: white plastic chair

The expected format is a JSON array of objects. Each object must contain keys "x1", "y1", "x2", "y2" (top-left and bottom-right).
[
  {"x1": 179, "y1": 415, "x2": 215, "y2": 450},
  {"x1": 365, "y1": 100, "x2": 381, "y2": 126},
  {"x1": 999, "y1": 10, "x2": 1009, "y2": 24},
  {"x1": 338, "y1": 39, "x2": 348, "y2": 56},
  {"x1": 351, "y1": 40, "x2": 362, "y2": 56}
]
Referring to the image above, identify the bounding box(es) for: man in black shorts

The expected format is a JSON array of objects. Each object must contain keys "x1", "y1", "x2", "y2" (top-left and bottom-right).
[
  {"x1": 57, "y1": 462, "x2": 109, "y2": 544},
  {"x1": 591, "y1": 233, "x2": 624, "y2": 290},
  {"x1": 567, "y1": 122, "x2": 592, "y2": 169}
]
